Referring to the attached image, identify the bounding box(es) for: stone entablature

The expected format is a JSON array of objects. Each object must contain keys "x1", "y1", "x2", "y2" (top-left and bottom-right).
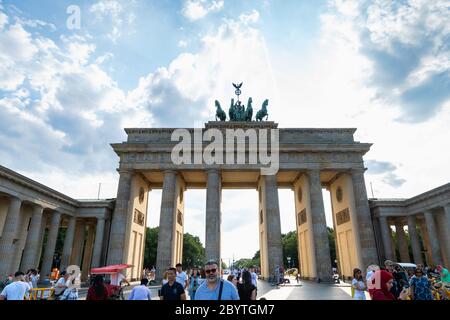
[
  {"x1": 370, "y1": 183, "x2": 450, "y2": 217},
  {"x1": 112, "y1": 122, "x2": 371, "y2": 173}
]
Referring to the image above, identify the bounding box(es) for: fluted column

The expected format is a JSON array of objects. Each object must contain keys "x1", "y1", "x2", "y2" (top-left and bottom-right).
[
  {"x1": 379, "y1": 216, "x2": 395, "y2": 261},
  {"x1": 60, "y1": 216, "x2": 76, "y2": 270},
  {"x1": 205, "y1": 170, "x2": 222, "y2": 263},
  {"x1": 395, "y1": 220, "x2": 410, "y2": 262},
  {"x1": 107, "y1": 169, "x2": 133, "y2": 265},
  {"x1": 0, "y1": 197, "x2": 22, "y2": 276},
  {"x1": 156, "y1": 170, "x2": 178, "y2": 279},
  {"x1": 307, "y1": 170, "x2": 332, "y2": 282},
  {"x1": 423, "y1": 210, "x2": 443, "y2": 266},
  {"x1": 40, "y1": 212, "x2": 62, "y2": 277},
  {"x1": 441, "y1": 205, "x2": 450, "y2": 267},
  {"x1": 21, "y1": 205, "x2": 45, "y2": 272},
  {"x1": 351, "y1": 168, "x2": 379, "y2": 267},
  {"x1": 81, "y1": 224, "x2": 95, "y2": 281},
  {"x1": 91, "y1": 217, "x2": 106, "y2": 268},
  {"x1": 407, "y1": 215, "x2": 423, "y2": 265}
]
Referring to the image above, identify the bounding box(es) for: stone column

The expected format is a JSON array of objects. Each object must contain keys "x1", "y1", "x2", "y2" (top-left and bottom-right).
[
  {"x1": 91, "y1": 217, "x2": 106, "y2": 268},
  {"x1": 407, "y1": 215, "x2": 423, "y2": 265},
  {"x1": 60, "y1": 216, "x2": 76, "y2": 270},
  {"x1": 156, "y1": 170, "x2": 178, "y2": 279},
  {"x1": 441, "y1": 205, "x2": 450, "y2": 268},
  {"x1": 307, "y1": 170, "x2": 332, "y2": 282},
  {"x1": 70, "y1": 220, "x2": 85, "y2": 266},
  {"x1": 423, "y1": 210, "x2": 443, "y2": 266},
  {"x1": 40, "y1": 212, "x2": 62, "y2": 277},
  {"x1": 21, "y1": 205, "x2": 45, "y2": 272},
  {"x1": 379, "y1": 216, "x2": 395, "y2": 261},
  {"x1": 0, "y1": 196, "x2": 22, "y2": 276},
  {"x1": 81, "y1": 224, "x2": 95, "y2": 281},
  {"x1": 351, "y1": 168, "x2": 379, "y2": 268},
  {"x1": 205, "y1": 170, "x2": 222, "y2": 263},
  {"x1": 107, "y1": 169, "x2": 133, "y2": 265},
  {"x1": 262, "y1": 174, "x2": 283, "y2": 278},
  {"x1": 395, "y1": 220, "x2": 410, "y2": 262}
]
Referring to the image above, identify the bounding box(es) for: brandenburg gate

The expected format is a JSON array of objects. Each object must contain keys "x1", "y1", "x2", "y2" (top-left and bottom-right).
[{"x1": 108, "y1": 120, "x2": 379, "y2": 282}]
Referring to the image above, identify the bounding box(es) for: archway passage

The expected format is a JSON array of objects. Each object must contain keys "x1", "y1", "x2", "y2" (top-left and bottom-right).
[{"x1": 107, "y1": 122, "x2": 379, "y2": 282}]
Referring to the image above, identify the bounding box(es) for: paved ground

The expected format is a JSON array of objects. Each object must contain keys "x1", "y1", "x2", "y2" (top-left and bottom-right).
[{"x1": 77, "y1": 276, "x2": 360, "y2": 300}]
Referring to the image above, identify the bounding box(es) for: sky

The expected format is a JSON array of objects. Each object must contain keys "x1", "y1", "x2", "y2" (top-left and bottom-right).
[{"x1": 0, "y1": 0, "x2": 449, "y2": 261}]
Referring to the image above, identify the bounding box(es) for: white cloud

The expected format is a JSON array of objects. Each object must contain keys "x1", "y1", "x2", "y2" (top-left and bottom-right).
[
  {"x1": 239, "y1": 9, "x2": 260, "y2": 24},
  {"x1": 89, "y1": 0, "x2": 136, "y2": 43},
  {"x1": 182, "y1": 0, "x2": 224, "y2": 21},
  {"x1": 178, "y1": 40, "x2": 188, "y2": 48}
]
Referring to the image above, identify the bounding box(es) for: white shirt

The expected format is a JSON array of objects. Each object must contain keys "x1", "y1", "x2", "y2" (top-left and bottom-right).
[
  {"x1": 251, "y1": 272, "x2": 258, "y2": 288},
  {"x1": 30, "y1": 275, "x2": 39, "y2": 288},
  {"x1": 128, "y1": 285, "x2": 152, "y2": 300},
  {"x1": 1, "y1": 281, "x2": 30, "y2": 300},
  {"x1": 110, "y1": 273, "x2": 126, "y2": 286},
  {"x1": 176, "y1": 271, "x2": 188, "y2": 287},
  {"x1": 352, "y1": 279, "x2": 366, "y2": 300}
]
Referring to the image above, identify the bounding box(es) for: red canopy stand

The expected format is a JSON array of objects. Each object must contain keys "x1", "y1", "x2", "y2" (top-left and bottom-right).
[{"x1": 90, "y1": 264, "x2": 132, "y2": 274}]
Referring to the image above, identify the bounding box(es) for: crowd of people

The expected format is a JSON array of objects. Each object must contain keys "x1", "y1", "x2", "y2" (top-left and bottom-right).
[
  {"x1": 2, "y1": 259, "x2": 448, "y2": 301},
  {"x1": 351, "y1": 261, "x2": 450, "y2": 300}
]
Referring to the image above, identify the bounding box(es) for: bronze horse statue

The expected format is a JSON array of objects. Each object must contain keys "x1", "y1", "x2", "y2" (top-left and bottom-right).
[
  {"x1": 256, "y1": 99, "x2": 269, "y2": 121},
  {"x1": 245, "y1": 97, "x2": 253, "y2": 121},
  {"x1": 215, "y1": 100, "x2": 226, "y2": 121}
]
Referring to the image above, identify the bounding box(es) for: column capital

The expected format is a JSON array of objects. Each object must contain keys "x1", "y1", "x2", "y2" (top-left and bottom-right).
[
  {"x1": 206, "y1": 169, "x2": 221, "y2": 175},
  {"x1": 350, "y1": 167, "x2": 366, "y2": 173},
  {"x1": 162, "y1": 169, "x2": 178, "y2": 175},
  {"x1": 117, "y1": 168, "x2": 134, "y2": 175}
]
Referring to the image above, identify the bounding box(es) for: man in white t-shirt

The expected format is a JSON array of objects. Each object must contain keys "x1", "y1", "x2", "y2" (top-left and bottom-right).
[
  {"x1": 0, "y1": 272, "x2": 30, "y2": 300},
  {"x1": 110, "y1": 270, "x2": 130, "y2": 286},
  {"x1": 175, "y1": 263, "x2": 188, "y2": 289}
]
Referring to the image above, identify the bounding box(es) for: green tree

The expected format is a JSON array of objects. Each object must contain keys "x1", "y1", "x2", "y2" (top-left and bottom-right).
[
  {"x1": 143, "y1": 228, "x2": 206, "y2": 269},
  {"x1": 143, "y1": 227, "x2": 159, "y2": 268},
  {"x1": 182, "y1": 233, "x2": 205, "y2": 269},
  {"x1": 327, "y1": 227, "x2": 336, "y2": 265},
  {"x1": 282, "y1": 231, "x2": 298, "y2": 268}
]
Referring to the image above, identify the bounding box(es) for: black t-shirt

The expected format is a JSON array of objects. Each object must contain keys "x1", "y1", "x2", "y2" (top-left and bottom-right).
[
  {"x1": 237, "y1": 283, "x2": 256, "y2": 300},
  {"x1": 160, "y1": 282, "x2": 185, "y2": 300}
]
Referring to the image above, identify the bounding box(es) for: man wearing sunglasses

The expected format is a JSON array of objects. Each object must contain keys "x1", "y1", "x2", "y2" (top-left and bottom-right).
[{"x1": 193, "y1": 260, "x2": 239, "y2": 300}]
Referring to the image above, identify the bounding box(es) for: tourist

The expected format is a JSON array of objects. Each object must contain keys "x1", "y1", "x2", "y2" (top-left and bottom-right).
[
  {"x1": 437, "y1": 265, "x2": 450, "y2": 286},
  {"x1": 237, "y1": 270, "x2": 256, "y2": 300},
  {"x1": 129, "y1": 278, "x2": 152, "y2": 300},
  {"x1": 227, "y1": 275, "x2": 238, "y2": 288},
  {"x1": 110, "y1": 270, "x2": 130, "y2": 287},
  {"x1": 160, "y1": 267, "x2": 186, "y2": 300},
  {"x1": 409, "y1": 267, "x2": 433, "y2": 300},
  {"x1": 370, "y1": 270, "x2": 408, "y2": 300},
  {"x1": 175, "y1": 263, "x2": 188, "y2": 290},
  {"x1": 384, "y1": 260, "x2": 400, "y2": 298},
  {"x1": 30, "y1": 269, "x2": 39, "y2": 288},
  {"x1": 0, "y1": 274, "x2": 13, "y2": 291},
  {"x1": 0, "y1": 272, "x2": 30, "y2": 300},
  {"x1": 161, "y1": 270, "x2": 169, "y2": 286},
  {"x1": 194, "y1": 260, "x2": 239, "y2": 300},
  {"x1": 86, "y1": 275, "x2": 109, "y2": 300},
  {"x1": 60, "y1": 274, "x2": 79, "y2": 300},
  {"x1": 351, "y1": 268, "x2": 366, "y2": 300},
  {"x1": 188, "y1": 267, "x2": 201, "y2": 300},
  {"x1": 53, "y1": 271, "x2": 69, "y2": 300},
  {"x1": 250, "y1": 266, "x2": 258, "y2": 290}
]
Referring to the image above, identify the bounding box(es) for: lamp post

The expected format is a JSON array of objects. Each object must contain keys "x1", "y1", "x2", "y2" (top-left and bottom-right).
[{"x1": 287, "y1": 257, "x2": 291, "y2": 269}]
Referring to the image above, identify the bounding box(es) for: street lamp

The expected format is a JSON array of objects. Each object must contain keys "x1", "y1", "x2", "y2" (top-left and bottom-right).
[{"x1": 287, "y1": 257, "x2": 291, "y2": 269}]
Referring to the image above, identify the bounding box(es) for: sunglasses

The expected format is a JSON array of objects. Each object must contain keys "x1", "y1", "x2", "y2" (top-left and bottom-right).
[{"x1": 205, "y1": 268, "x2": 217, "y2": 274}]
